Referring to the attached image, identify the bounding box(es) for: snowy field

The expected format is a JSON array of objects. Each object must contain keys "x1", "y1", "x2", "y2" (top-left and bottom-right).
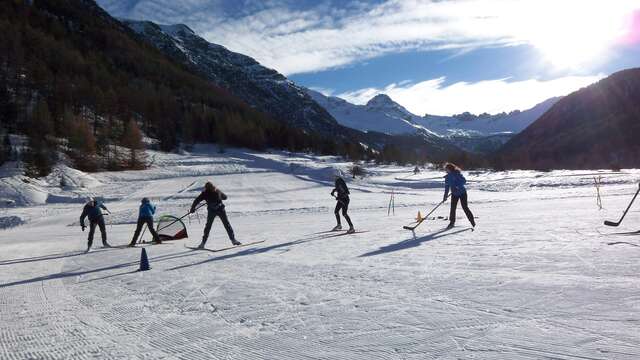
[{"x1": 1, "y1": 145, "x2": 640, "y2": 359}]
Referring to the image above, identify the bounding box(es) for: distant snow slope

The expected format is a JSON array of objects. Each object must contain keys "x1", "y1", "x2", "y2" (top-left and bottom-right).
[
  {"x1": 308, "y1": 89, "x2": 559, "y2": 152},
  {"x1": 1, "y1": 145, "x2": 640, "y2": 359}
]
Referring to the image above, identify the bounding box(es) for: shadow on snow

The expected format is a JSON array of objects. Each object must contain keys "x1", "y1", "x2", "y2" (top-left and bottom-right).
[{"x1": 359, "y1": 228, "x2": 472, "y2": 257}]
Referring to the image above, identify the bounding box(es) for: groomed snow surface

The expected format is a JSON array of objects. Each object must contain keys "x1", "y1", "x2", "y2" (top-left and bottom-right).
[{"x1": 1, "y1": 145, "x2": 639, "y2": 359}]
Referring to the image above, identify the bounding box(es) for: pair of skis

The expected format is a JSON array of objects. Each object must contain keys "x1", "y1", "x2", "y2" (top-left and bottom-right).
[{"x1": 185, "y1": 240, "x2": 265, "y2": 252}]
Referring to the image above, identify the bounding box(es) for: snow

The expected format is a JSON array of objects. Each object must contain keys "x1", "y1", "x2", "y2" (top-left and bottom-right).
[{"x1": 2, "y1": 146, "x2": 640, "y2": 358}]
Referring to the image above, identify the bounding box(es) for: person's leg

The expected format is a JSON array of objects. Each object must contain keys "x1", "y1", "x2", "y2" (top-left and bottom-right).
[
  {"x1": 334, "y1": 202, "x2": 342, "y2": 226},
  {"x1": 87, "y1": 221, "x2": 97, "y2": 249},
  {"x1": 449, "y1": 195, "x2": 459, "y2": 226},
  {"x1": 202, "y1": 210, "x2": 216, "y2": 245},
  {"x1": 98, "y1": 219, "x2": 108, "y2": 245},
  {"x1": 460, "y1": 192, "x2": 475, "y2": 227},
  {"x1": 218, "y1": 209, "x2": 239, "y2": 244},
  {"x1": 145, "y1": 217, "x2": 160, "y2": 242},
  {"x1": 341, "y1": 198, "x2": 354, "y2": 229},
  {"x1": 130, "y1": 218, "x2": 145, "y2": 245}
]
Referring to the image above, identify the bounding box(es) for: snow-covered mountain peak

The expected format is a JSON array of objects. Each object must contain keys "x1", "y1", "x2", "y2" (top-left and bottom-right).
[
  {"x1": 158, "y1": 23, "x2": 196, "y2": 37},
  {"x1": 366, "y1": 94, "x2": 396, "y2": 107}
]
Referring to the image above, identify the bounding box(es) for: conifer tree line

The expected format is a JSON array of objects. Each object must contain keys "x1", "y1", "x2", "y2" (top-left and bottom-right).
[{"x1": 0, "y1": 1, "x2": 467, "y2": 177}]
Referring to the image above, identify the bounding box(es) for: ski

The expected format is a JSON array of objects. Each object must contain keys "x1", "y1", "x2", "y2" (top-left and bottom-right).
[
  {"x1": 321, "y1": 230, "x2": 369, "y2": 238},
  {"x1": 607, "y1": 241, "x2": 640, "y2": 247},
  {"x1": 185, "y1": 240, "x2": 265, "y2": 252}
]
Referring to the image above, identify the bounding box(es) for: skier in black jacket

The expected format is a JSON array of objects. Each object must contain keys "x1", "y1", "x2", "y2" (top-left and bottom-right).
[
  {"x1": 80, "y1": 197, "x2": 110, "y2": 251},
  {"x1": 190, "y1": 182, "x2": 240, "y2": 249},
  {"x1": 331, "y1": 175, "x2": 355, "y2": 233}
]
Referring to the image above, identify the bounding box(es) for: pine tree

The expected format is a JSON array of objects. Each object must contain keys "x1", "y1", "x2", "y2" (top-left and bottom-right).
[
  {"x1": 24, "y1": 99, "x2": 56, "y2": 177},
  {"x1": 121, "y1": 120, "x2": 146, "y2": 169}
]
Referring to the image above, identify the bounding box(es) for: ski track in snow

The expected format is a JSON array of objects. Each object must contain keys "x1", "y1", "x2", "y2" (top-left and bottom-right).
[{"x1": 1, "y1": 146, "x2": 640, "y2": 359}]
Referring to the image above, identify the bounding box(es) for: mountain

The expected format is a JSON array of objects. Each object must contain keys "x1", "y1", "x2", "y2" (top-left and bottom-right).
[
  {"x1": 420, "y1": 97, "x2": 560, "y2": 136},
  {"x1": 308, "y1": 89, "x2": 559, "y2": 153},
  {"x1": 120, "y1": 20, "x2": 467, "y2": 164},
  {"x1": 497, "y1": 68, "x2": 640, "y2": 169},
  {"x1": 124, "y1": 20, "x2": 341, "y2": 135},
  {"x1": 0, "y1": 0, "x2": 386, "y2": 175}
]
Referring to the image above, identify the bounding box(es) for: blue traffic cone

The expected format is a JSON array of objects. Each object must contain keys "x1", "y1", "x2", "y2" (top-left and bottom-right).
[{"x1": 139, "y1": 248, "x2": 150, "y2": 271}]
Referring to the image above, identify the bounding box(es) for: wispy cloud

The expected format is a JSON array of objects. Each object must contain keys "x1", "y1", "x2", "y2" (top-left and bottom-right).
[
  {"x1": 100, "y1": 0, "x2": 639, "y2": 75},
  {"x1": 337, "y1": 75, "x2": 604, "y2": 116}
]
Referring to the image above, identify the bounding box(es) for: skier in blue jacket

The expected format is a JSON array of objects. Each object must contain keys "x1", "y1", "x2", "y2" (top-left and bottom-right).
[
  {"x1": 443, "y1": 163, "x2": 475, "y2": 229},
  {"x1": 80, "y1": 197, "x2": 110, "y2": 250},
  {"x1": 129, "y1": 197, "x2": 161, "y2": 246}
]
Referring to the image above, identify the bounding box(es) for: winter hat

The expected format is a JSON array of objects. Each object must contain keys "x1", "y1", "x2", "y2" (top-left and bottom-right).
[{"x1": 141, "y1": 197, "x2": 150, "y2": 204}]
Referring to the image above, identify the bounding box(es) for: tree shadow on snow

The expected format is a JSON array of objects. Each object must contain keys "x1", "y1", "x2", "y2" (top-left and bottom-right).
[
  {"x1": 359, "y1": 228, "x2": 472, "y2": 257},
  {"x1": 0, "y1": 250, "x2": 200, "y2": 288},
  {"x1": 0, "y1": 249, "x2": 115, "y2": 266},
  {"x1": 167, "y1": 233, "x2": 337, "y2": 271}
]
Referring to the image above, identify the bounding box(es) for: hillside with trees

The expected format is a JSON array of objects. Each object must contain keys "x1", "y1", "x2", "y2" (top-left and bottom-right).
[
  {"x1": 0, "y1": 0, "x2": 379, "y2": 176},
  {"x1": 496, "y1": 68, "x2": 640, "y2": 169}
]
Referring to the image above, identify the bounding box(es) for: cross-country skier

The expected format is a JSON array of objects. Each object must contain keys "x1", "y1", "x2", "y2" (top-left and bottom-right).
[
  {"x1": 331, "y1": 173, "x2": 355, "y2": 234},
  {"x1": 129, "y1": 197, "x2": 161, "y2": 247},
  {"x1": 190, "y1": 182, "x2": 240, "y2": 249},
  {"x1": 443, "y1": 163, "x2": 475, "y2": 229},
  {"x1": 80, "y1": 197, "x2": 110, "y2": 250}
]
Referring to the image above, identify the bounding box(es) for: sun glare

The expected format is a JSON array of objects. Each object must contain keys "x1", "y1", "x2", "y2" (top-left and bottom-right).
[{"x1": 512, "y1": 1, "x2": 635, "y2": 69}]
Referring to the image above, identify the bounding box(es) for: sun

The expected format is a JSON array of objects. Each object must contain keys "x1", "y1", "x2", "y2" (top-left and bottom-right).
[{"x1": 514, "y1": 1, "x2": 635, "y2": 70}]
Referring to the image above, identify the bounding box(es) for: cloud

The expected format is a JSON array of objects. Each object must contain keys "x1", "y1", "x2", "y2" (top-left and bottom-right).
[
  {"x1": 98, "y1": 0, "x2": 639, "y2": 75},
  {"x1": 337, "y1": 75, "x2": 604, "y2": 116}
]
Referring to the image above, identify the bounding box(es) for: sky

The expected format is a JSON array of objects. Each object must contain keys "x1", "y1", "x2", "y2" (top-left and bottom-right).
[{"x1": 97, "y1": 0, "x2": 640, "y2": 116}]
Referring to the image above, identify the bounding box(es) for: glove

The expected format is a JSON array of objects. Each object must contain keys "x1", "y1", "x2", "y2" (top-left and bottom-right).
[
  {"x1": 190, "y1": 208, "x2": 195, "y2": 214},
  {"x1": 442, "y1": 195, "x2": 448, "y2": 203},
  {"x1": 81, "y1": 225, "x2": 86, "y2": 232}
]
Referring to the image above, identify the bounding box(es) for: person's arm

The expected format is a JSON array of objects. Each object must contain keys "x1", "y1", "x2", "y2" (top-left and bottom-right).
[
  {"x1": 331, "y1": 188, "x2": 337, "y2": 197},
  {"x1": 443, "y1": 176, "x2": 450, "y2": 202},
  {"x1": 190, "y1": 193, "x2": 204, "y2": 213},
  {"x1": 151, "y1": 204, "x2": 156, "y2": 215},
  {"x1": 80, "y1": 207, "x2": 88, "y2": 229},
  {"x1": 100, "y1": 204, "x2": 110, "y2": 214},
  {"x1": 218, "y1": 190, "x2": 227, "y2": 201}
]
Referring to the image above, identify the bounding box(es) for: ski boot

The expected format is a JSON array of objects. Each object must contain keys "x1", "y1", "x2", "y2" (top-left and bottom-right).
[
  {"x1": 346, "y1": 227, "x2": 355, "y2": 234},
  {"x1": 102, "y1": 242, "x2": 112, "y2": 248},
  {"x1": 332, "y1": 224, "x2": 342, "y2": 231},
  {"x1": 196, "y1": 241, "x2": 206, "y2": 250},
  {"x1": 231, "y1": 239, "x2": 241, "y2": 246},
  {"x1": 446, "y1": 223, "x2": 455, "y2": 230}
]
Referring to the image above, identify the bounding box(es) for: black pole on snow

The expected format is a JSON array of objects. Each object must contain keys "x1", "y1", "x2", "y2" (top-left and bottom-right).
[{"x1": 604, "y1": 183, "x2": 640, "y2": 227}]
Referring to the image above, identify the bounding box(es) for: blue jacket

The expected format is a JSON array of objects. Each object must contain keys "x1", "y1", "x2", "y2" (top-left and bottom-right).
[
  {"x1": 138, "y1": 200, "x2": 156, "y2": 219},
  {"x1": 444, "y1": 171, "x2": 467, "y2": 197}
]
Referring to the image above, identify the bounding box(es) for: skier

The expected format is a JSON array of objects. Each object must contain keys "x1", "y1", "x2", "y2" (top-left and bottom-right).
[
  {"x1": 129, "y1": 197, "x2": 161, "y2": 247},
  {"x1": 80, "y1": 197, "x2": 111, "y2": 250},
  {"x1": 443, "y1": 162, "x2": 475, "y2": 229},
  {"x1": 190, "y1": 182, "x2": 240, "y2": 249},
  {"x1": 331, "y1": 173, "x2": 355, "y2": 233}
]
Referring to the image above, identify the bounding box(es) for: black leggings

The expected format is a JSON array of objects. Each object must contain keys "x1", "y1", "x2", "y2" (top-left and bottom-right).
[
  {"x1": 88, "y1": 218, "x2": 107, "y2": 247},
  {"x1": 131, "y1": 216, "x2": 159, "y2": 244},
  {"x1": 334, "y1": 197, "x2": 353, "y2": 227},
  {"x1": 203, "y1": 208, "x2": 235, "y2": 244},
  {"x1": 450, "y1": 192, "x2": 475, "y2": 226}
]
